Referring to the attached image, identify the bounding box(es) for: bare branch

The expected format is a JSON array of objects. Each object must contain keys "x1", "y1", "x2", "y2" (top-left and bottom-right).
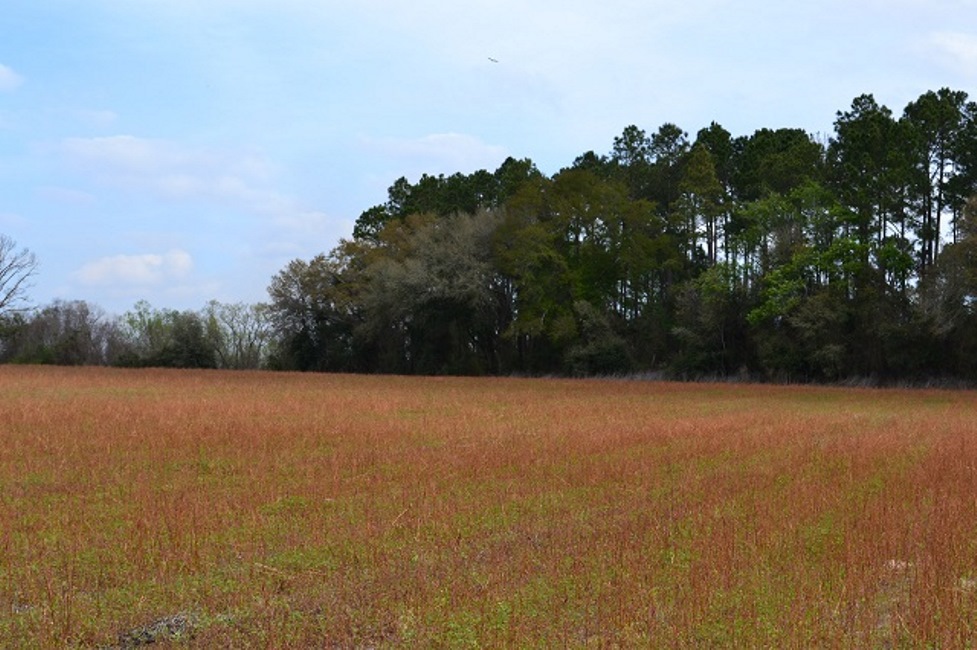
[{"x1": 0, "y1": 234, "x2": 39, "y2": 314}]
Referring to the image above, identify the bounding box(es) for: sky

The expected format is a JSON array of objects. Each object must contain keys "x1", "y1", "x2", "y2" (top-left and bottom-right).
[{"x1": 1, "y1": 0, "x2": 976, "y2": 315}]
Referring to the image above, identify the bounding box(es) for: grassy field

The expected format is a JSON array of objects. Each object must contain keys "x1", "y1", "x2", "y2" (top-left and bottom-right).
[{"x1": 1, "y1": 366, "x2": 977, "y2": 647}]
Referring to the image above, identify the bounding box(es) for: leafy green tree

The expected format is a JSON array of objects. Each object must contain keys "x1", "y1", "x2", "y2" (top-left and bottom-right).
[
  {"x1": 0, "y1": 300, "x2": 122, "y2": 365},
  {"x1": 695, "y1": 122, "x2": 735, "y2": 189},
  {"x1": 265, "y1": 87, "x2": 977, "y2": 382},
  {"x1": 676, "y1": 143, "x2": 726, "y2": 266},
  {"x1": 746, "y1": 249, "x2": 853, "y2": 382},
  {"x1": 741, "y1": 183, "x2": 866, "y2": 380},
  {"x1": 647, "y1": 123, "x2": 690, "y2": 211},
  {"x1": 494, "y1": 178, "x2": 577, "y2": 373},
  {"x1": 266, "y1": 252, "x2": 360, "y2": 371},
  {"x1": 729, "y1": 192, "x2": 799, "y2": 289},
  {"x1": 117, "y1": 300, "x2": 173, "y2": 365},
  {"x1": 203, "y1": 300, "x2": 274, "y2": 370},
  {"x1": 903, "y1": 88, "x2": 971, "y2": 266},
  {"x1": 950, "y1": 99, "x2": 977, "y2": 229},
  {"x1": 352, "y1": 158, "x2": 542, "y2": 243},
  {"x1": 352, "y1": 205, "x2": 391, "y2": 243},
  {"x1": 731, "y1": 128, "x2": 824, "y2": 202},
  {"x1": 360, "y1": 209, "x2": 508, "y2": 374},
  {"x1": 115, "y1": 301, "x2": 216, "y2": 368},
  {"x1": 694, "y1": 123, "x2": 737, "y2": 261},
  {"x1": 548, "y1": 169, "x2": 628, "y2": 304},
  {"x1": 495, "y1": 168, "x2": 671, "y2": 372},
  {"x1": 784, "y1": 289, "x2": 850, "y2": 381},
  {"x1": 918, "y1": 197, "x2": 977, "y2": 377},
  {"x1": 828, "y1": 95, "x2": 909, "y2": 278},
  {"x1": 568, "y1": 150, "x2": 616, "y2": 180},
  {"x1": 564, "y1": 300, "x2": 631, "y2": 376},
  {"x1": 611, "y1": 124, "x2": 652, "y2": 198},
  {"x1": 494, "y1": 157, "x2": 543, "y2": 202},
  {"x1": 157, "y1": 310, "x2": 216, "y2": 368},
  {"x1": 827, "y1": 94, "x2": 923, "y2": 376},
  {"x1": 615, "y1": 194, "x2": 672, "y2": 317},
  {"x1": 671, "y1": 264, "x2": 752, "y2": 377}
]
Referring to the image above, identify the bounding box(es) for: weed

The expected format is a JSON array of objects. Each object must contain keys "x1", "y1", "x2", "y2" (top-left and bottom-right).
[{"x1": 2, "y1": 367, "x2": 977, "y2": 646}]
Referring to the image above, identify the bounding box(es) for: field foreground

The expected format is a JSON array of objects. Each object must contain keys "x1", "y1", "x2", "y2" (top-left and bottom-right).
[{"x1": 2, "y1": 366, "x2": 977, "y2": 647}]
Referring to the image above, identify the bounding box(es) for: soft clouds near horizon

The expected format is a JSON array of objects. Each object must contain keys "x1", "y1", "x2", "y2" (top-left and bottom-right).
[
  {"x1": 926, "y1": 31, "x2": 977, "y2": 75},
  {"x1": 0, "y1": 64, "x2": 23, "y2": 92},
  {"x1": 58, "y1": 135, "x2": 278, "y2": 206},
  {"x1": 1, "y1": 1, "x2": 975, "y2": 314},
  {"x1": 360, "y1": 133, "x2": 510, "y2": 180},
  {"x1": 75, "y1": 249, "x2": 193, "y2": 286}
]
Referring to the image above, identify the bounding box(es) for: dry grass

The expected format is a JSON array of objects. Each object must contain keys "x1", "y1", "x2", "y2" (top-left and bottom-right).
[{"x1": 1, "y1": 366, "x2": 976, "y2": 647}]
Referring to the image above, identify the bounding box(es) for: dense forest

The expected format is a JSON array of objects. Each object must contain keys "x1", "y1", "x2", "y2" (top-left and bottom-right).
[
  {"x1": 264, "y1": 88, "x2": 977, "y2": 382},
  {"x1": 3, "y1": 88, "x2": 977, "y2": 384}
]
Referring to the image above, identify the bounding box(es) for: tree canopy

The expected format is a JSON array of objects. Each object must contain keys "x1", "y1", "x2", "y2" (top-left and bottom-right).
[
  {"x1": 3, "y1": 88, "x2": 977, "y2": 384},
  {"x1": 275, "y1": 87, "x2": 977, "y2": 382}
]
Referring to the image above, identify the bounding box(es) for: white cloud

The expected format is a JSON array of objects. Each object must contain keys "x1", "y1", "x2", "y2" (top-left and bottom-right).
[
  {"x1": 0, "y1": 64, "x2": 23, "y2": 91},
  {"x1": 73, "y1": 109, "x2": 119, "y2": 127},
  {"x1": 61, "y1": 135, "x2": 200, "y2": 175},
  {"x1": 37, "y1": 186, "x2": 97, "y2": 205},
  {"x1": 927, "y1": 31, "x2": 977, "y2": 75},
  {"x1": 75, "y1": 249, "x2": 193, "y2": 286},
  {"x1": 362, "y1": 132, "x2": 508, "y2": 177},
  {"x1": 0, "y1": 212, "x2": 27, "y2": 228},
  {"x1": 65, "y1": 135, "x2": 273, "y2": 181},
  {"x1": 57, "y1": 134, "x2": 291, "y2": 205},
  {"x1": 58, "y1": 134, "x2": 347, "y2": 262}
]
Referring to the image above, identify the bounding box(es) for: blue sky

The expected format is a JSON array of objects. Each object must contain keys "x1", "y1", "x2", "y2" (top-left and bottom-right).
[{"x1": 2, "y1": 0, "x2": 975, "y2": 315}]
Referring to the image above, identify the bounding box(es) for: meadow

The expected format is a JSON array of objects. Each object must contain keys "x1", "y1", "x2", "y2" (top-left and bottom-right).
[{"x1": 1, "y1": 366, "x2": 976, "y2": 648}]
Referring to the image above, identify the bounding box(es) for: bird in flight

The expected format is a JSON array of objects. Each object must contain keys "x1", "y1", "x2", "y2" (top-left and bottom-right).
[{"x1": 488, "y1": 57, "x2": 499, "y2": 63}]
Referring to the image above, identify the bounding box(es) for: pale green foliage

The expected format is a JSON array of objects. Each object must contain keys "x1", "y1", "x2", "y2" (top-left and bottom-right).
[
  {"x1": 203, "y1": 301, "x2": 274, "y2": 370},
  {"x1": 365, "y1": 209, "x2": 503, "y2": 320}
]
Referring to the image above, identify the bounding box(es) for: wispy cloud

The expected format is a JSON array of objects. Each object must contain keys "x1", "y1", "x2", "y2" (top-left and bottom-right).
[
  {"x1": 60, "y1": 135, "x2": 269, "y2": 182},
  {"x1": 37, "y1": 186, "x2": 98, "y2": 206},
  {"x1": 10, "y1": 0, "x2": 976, "y2": 316},
  {"x1": 70, "y1": 109, "x2": 119, "y2": 127},
  {"x1": 927, "y1": 31, "x2": 977, "y2": 76},
  {"x1": 74, "y1": 249, "x2": 193, "y2": 286},
  {"x1": 57, "y1": 134, "x2": 291, "y2": 208},
  {"x1": 0, "y1": 212, "x2": 27, "y2": 228},
  {"x1": 57, "y1": 134, "x2": 345, "y2": 256},
  {"x1": 362, "y1": 132, "x2": 508, "y2": 177},
  {"x1": 0, "y1": 63, "x2": 23, "y2": 91}
]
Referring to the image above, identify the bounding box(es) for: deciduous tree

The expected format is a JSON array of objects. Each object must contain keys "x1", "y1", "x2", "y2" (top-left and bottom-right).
[{"x1": 0, "y1": 234, "x2": 38, "y2": 315}]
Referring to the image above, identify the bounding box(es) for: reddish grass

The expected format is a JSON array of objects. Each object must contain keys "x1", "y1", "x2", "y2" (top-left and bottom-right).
[{"x1": 1, "y1": 366, "x2": 976, "y2": 647}]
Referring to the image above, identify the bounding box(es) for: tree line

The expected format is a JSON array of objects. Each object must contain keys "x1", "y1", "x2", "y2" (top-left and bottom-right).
[
  {"x1": 2, "y1": 88, "x2": 977, "y2": 383},
  {"x1": 0, "y1": 298, "x2": 275, "y2": 369}
]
